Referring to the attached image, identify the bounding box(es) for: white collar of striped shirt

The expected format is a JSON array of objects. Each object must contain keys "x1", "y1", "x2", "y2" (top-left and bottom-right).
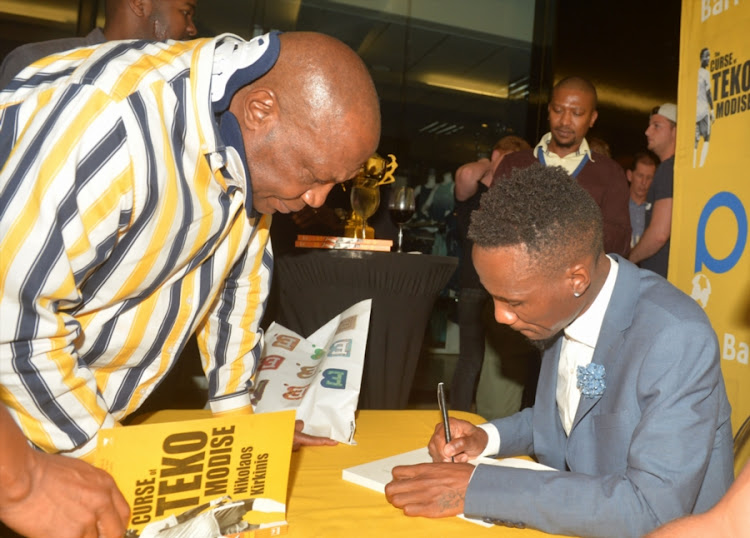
[
  {"x1": 209, "y1": 32, "x2": 281, "y2": 217},
  {"x1": 210, "y1": 32, "x2": 281, "y2": 113},
  {"x1": 563, "y1": 255, "x2": 619, "y2": 348},
  {"x1": 216, "y1": 110, "x2": 257, "y2": 217}
]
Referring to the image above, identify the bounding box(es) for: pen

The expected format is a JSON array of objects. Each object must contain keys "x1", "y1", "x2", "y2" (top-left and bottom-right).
[{"x1": 437, "y1": 382, "x2": 454, "y2": 462}]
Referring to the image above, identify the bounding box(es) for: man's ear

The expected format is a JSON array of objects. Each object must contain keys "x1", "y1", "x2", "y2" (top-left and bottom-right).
[
  {"x1": 239, "y1": 88, "x2": 278, "y2": 132},
  {"x1": 128, "y1": 0, "x2": 150, "y2": 17},
  {"x1": 567, "y1": 262, "x2": 591, "y2": 298},
  {"x1": 626, "y1": 169, "x2": 633, "y2": 183},
  {"x1": 589, "y1": 109, "x2": 599, "y2": 128}
]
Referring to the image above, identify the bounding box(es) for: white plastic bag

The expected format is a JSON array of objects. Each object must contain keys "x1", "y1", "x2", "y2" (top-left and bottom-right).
[{"x1": 251, "y1": 299, "x2": 371, "y2": 444}]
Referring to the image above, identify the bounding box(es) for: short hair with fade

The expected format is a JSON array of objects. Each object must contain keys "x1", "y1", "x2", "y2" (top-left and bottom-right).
[
  {"x1": 469, "y1": 163, "x2": 603, "y2": 273},
  {"x1": 630, "y1": 150, "x2": 659, "y2": 170},
  {"x1": 493, "y1": 135, "x2": 531, "y2": 154}
]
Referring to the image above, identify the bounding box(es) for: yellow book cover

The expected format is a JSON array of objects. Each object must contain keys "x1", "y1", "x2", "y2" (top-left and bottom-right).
[{"x1": 95, "y1": 410, "x2": 296, "y2": 538}]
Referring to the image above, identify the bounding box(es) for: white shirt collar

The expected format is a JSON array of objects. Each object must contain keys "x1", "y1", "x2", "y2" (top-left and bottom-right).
[
  {"x1": 563, "y1": 255, "x2": 619, "y2": 348},
  {"x1": 534, "y1": 133, "x2": 595, "y2": 162}
]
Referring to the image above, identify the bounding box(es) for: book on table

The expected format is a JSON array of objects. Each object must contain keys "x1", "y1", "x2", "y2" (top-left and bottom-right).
[
  {"x1": 342, "y1": 446, "x2": 555, "y2": 527},
  {"x1": 95, "y1": 410, "x2": 296, "y2": 538}
]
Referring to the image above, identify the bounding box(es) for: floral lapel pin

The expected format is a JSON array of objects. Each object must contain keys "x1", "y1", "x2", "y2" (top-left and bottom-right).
[{"x1": 577, "y1": 363, "x2": 606, "y2": 398}]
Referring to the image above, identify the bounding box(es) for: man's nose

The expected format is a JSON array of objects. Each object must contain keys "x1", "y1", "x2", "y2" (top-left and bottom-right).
[
  {"x1": 302, "y1": 184, "x2": 335, "y2": 208},
  {"x1": 494, "y1": 302, "x2": 517, "y2": 325}
]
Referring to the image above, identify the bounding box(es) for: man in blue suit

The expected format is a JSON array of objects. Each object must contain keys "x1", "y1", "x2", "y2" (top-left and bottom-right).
[{"x1": 385, "y1": 163, "x2": 733, "y2": 537}]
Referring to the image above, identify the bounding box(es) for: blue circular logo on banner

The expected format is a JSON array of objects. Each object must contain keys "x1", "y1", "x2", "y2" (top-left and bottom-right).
[{"x1": 694, "y1": 191, "x2": 748, "y2": 274}]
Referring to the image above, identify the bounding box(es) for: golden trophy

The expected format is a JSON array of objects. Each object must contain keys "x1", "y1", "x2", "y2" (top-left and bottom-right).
[{"x1": 344, "y1": 153, "x2": 398, "y2": 239}]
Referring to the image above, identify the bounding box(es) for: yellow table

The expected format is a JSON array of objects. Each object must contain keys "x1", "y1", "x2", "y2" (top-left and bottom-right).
[{"x1": 139, "y1": 409, "x2": 564, "y2": 537}]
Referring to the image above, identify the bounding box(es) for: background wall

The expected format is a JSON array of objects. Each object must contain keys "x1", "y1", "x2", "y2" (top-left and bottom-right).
[{"x1": 0, "y1": 0, "x2": 683, "y2": 173}]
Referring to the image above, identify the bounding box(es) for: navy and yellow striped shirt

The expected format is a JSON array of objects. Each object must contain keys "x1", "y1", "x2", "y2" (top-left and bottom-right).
[{"x1": 0, "y1": 34, "x2": 277, "y2": 458}]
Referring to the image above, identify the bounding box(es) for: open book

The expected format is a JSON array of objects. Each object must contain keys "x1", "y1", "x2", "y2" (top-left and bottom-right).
[
  {"x1": 342, "y1": 447, "x2": 555, "y2": 527},
  {"x1": 95, "y1": 410, "x2": 296, "y2": 538}
]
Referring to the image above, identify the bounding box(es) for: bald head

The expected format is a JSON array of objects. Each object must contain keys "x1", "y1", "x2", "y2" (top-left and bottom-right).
[
  {"x1": 262, "y1": 32, "x2": 380, "y2": 139},
  {"x1": 231, "y1": 32, "x2": 381, "y2": 215},
  {"x1": 552, "y1": 76, "x2": 598, "y2": 108}
]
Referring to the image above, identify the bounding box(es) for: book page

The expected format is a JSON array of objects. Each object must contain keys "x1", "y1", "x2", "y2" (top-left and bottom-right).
[{"x1": 342, "y1": 447, "x2": 555, "y2": 527}]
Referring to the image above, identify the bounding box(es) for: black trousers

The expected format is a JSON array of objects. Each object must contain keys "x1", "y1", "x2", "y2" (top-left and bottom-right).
[{"x1": 450, "y1": 287, "x2": 489, "y2": 411}]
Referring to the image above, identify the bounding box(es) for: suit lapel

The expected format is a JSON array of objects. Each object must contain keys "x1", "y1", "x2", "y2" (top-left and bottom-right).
[
  {"x1": 570, "y1": 256, "x2": 639, "y2": 431},
  {"x1": 535, "y1": 337, "x2": 570, "y2": 467}
]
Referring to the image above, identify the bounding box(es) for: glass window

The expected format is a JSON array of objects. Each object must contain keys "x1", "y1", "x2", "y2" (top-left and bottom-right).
[{"x1": 197, "y1": 0, "x2": 537, "y2": 175}]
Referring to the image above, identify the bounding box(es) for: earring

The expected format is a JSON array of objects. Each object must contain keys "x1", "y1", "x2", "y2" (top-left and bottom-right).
[{"x1": 574, "y1": 291, "x2": 581, "y2": 297}]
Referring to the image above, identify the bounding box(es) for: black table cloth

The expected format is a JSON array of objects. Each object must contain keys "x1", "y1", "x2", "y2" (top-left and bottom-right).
[{"x1": 273, "y1": 249, "x2": 457, "y2": 409}]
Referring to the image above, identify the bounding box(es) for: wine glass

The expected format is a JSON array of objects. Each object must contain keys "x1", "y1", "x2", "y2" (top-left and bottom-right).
[
  {"x1": 388, "y1": 186, "x2": 415, "y2": 252},
  {"x1": 350, "y1": 178, "x2": 380, "y2": 239}
]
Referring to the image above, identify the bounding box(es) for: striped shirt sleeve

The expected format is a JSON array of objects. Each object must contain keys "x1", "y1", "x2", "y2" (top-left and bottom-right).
[
  {"x1": 198, "y1": 214, "x2": 272, "y2": 415},
  {"x1": 0, "y1": 84, "x2": 134, "y2": 458}
]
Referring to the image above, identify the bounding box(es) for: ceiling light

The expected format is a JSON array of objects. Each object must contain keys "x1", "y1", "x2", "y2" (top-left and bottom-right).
[{"x1": 416, "y1": 73, "x2": 508, "y2": 99}]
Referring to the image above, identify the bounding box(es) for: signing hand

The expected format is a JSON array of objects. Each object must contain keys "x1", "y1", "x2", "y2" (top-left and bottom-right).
[
  {"x1": 385, "y1": 462, "x2": 475, "y2": 518},
  {"x1": 292, "y1": 419, "x2": 338, "y2": 451},
  {"x1": 428, "y1": 417, "x2": 489, "y2": 463},
  {"x1": 0, "y1": 450, "x2": 130, "y2": 538}
]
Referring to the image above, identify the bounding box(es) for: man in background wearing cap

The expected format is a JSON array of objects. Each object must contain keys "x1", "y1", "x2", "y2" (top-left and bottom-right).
[{"x1": 630, "y1": 103, "x2": 677, "y2": 278}]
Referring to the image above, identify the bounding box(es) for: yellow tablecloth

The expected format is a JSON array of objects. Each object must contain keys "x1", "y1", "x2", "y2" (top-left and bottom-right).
[{"x1": 138, "y1": 409, "x2": 565, "y2": 537}]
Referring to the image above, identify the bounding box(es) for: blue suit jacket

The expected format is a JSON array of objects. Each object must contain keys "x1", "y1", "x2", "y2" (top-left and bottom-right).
[{"x1": 464, "y1": 256, "x2": 733, "y2": 537}]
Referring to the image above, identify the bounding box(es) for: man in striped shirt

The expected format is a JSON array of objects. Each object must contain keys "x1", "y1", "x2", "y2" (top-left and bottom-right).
[{"x1": 0, "y1": 31, "x2": 380, "y2": 537}]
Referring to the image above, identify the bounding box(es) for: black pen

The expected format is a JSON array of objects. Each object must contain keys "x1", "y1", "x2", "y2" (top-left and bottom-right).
[{"x1": 437, "y1": 382, "x2": 454, "y2": 462}]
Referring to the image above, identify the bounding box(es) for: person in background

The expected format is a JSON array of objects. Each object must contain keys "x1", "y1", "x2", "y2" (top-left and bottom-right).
[
  {"x1": 0, "y1": 0, "x2": 198, "y2": 89},
  {"x1": 0, "y1": 30, "x2": 380, "y2": 538},
  {"x1": 629, "y1": 103, "x2": 677, "y2": 278},
  {"x1": 451, "y1": 135, "x2": 531, "y2": 412},
  {"x1": 454, "y1": 136, "x2": 529, "y2": 202},
  {"x1": 385, "y1": 163, "x2": 732, "y2": 537},
  {"x1": 626, "y1": 150, "x2": 658, "y2": 248},
  {"x1": 694, "y1": 47, "x2": 714, "y2": 168},
  {"x1": 493, "y1": 76, "x2": 632, "y2": 257},
  {"x1": 646, "y1": 462, "x2": 750, "y2": 537},
  {"x1": 413, "y1": 168, "x2": 438, "y2": 222},
  {"x1": 587, "y1": 136, "x2": 611, "y2": 158}
]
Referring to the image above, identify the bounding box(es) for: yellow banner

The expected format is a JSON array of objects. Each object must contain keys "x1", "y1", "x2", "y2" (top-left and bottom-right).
[{"x1": 673, "y1": 0, "x2": 750, "y2": 435}]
